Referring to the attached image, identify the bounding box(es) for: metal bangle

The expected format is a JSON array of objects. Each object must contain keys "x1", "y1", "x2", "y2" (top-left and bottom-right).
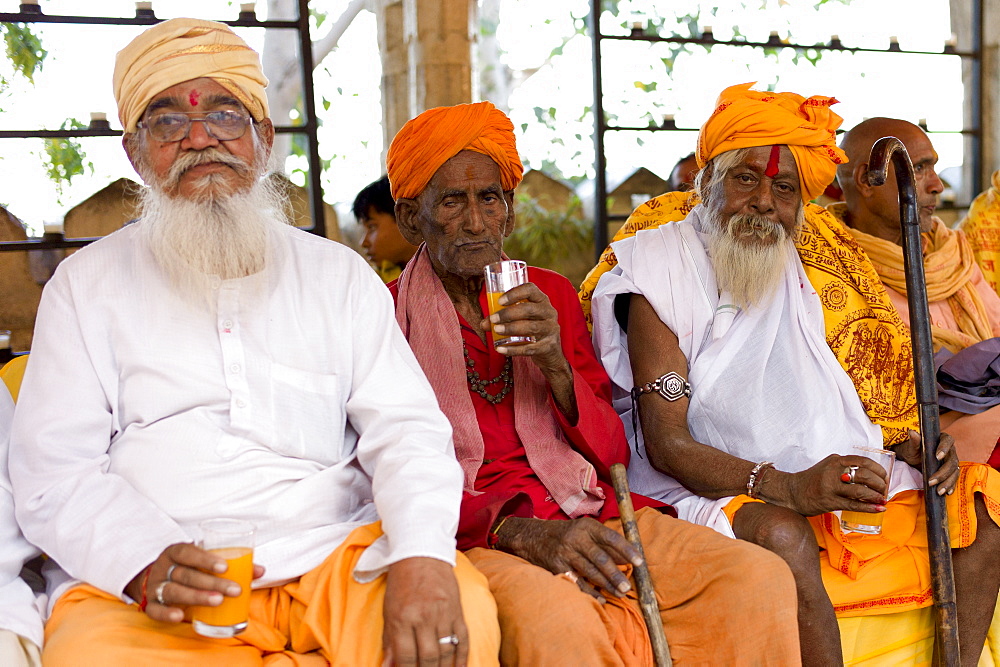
[
  {"x1": 747, "y1": 461, "x2": 774, "y2": 499},
  {"x1": 631, "y1": 371, "x2": 692, "y2": 402}
]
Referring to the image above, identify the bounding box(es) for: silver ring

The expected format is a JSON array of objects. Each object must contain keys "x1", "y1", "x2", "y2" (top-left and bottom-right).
[
  {"x1": 843, "y1": 465, "x2": 859, "y2": 484},
  {"x1": 438, "y1": 634, "x2": 459, "y2": 646},
  {"x1": 154, "y1": 580, "x2": 169, "y2": 606},
  {"x1": 165, "y1": 564, "x2": 178, "y2": 583}
]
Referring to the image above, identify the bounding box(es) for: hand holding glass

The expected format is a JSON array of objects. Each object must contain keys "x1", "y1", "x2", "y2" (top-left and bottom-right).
[
  {"x1": 484, "y1": 260, "x2": 534, "y2": 349},
  {"x1": 840, "y1": 447, "x2": 895, "y2": 535},
  {"x1": 190, "y1": 519, "x2": 255, "y2": 638}
]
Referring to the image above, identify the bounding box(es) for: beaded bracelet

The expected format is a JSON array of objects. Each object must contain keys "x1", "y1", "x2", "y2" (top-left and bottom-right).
[
  {"x1": 137, "y1": 566, "x2": 152, "y2": 612},
  {"x1": 747, "y1": 461, "x2": 774, "y2": 499}
]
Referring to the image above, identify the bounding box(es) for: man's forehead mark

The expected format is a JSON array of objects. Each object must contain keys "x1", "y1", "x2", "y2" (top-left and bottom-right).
[
  {"x1": 765, "y1": 145, "x2": 781, "y2": 178},
  {"x1": 189, "y1": 90, "x2": 201, "y2": 107}
]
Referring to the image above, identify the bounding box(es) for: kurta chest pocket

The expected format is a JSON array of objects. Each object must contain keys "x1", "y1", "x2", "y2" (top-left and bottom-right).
[{"x1": 269, "y1": 363, "x2": 345, "y2": 462}]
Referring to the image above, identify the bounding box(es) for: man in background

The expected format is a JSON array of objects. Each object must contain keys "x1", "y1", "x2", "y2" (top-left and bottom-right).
[
  {"x1": 353, "y1": 175, "x2": 417, "y2": 282},
  {"x1": 835, "y1": 117, "x2": 1000, "y2": 462}
]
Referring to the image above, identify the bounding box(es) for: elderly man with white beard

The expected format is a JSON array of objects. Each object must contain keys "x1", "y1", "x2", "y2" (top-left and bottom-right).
[
  {"x1": 587, "y1": 83, "x2": 1000, "y2": 666},
  {"x1": 8, "y1": 19, "x2": 500, "y2": 666}
]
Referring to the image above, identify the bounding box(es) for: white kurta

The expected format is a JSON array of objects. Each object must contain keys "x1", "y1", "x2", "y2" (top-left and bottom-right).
[
  {"x1": 591, "y1": 206, "x2": 922, "y2": 536},
  {"x1": 0, "y1": 389, "x2": 43, "y2": 648},
  {"x1": 10, "y1": 222, "x2": 462, "y2": 612}
]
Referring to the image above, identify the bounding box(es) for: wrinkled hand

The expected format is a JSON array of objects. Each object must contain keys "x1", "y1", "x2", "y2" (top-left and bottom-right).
[
  {"x1": 482, "y1": 282, "x2": 568, "y2": 379},
  {"x1": 498, "y1": 517, "x2": 642, "y2": 601},
  {"x1": 382, "y1": 557, "x2": 467, "y2": 667},
  {"x1": 125, "y1": 543, "x2": 265, "y2": 623},
  {"x1": 783, "y1": 454, "x2": 890, "y2": 517},
  {"x1": 891, "y1": 429, "x2": 959, "y2": 496}
]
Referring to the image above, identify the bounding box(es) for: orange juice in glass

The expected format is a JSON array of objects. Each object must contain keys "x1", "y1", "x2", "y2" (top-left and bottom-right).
[
  {"x1": 840, "y1": 447, "x2": 895, "y2": 535},
  {"x1": 484, "y1": 260, "x2": 533, "y2": 348},
  {"x1": 191, "y1": 519, "x2": 255, "y2": 638}
]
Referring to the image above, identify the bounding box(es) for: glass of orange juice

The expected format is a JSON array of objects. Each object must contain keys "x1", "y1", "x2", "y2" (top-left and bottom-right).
[
  {"x1": 191, "y1": 519, "x2": 255, "y2": 638},
  {"x1": 840, "y1": 447, "x2": 895, "y2": 535},
  {"x1": 484, "y1": 259, "x2": 534, "y2": 349}
]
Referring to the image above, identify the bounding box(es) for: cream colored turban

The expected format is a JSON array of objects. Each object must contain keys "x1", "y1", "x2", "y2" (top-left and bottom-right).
[{"x1": 113, "y1": 18, "x2": 269, "y2": 133}]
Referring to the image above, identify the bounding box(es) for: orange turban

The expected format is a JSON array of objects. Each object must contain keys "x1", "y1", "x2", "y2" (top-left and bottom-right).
[
  {"x1": 697, "y1": 82, "x2": 847, "y2": 202},
  {"x1": 386, "y1": 102, "x2": 523, "y2": 200},
  {"x1": 114, "y1": 18, "x2": 268, "y2": 133}
]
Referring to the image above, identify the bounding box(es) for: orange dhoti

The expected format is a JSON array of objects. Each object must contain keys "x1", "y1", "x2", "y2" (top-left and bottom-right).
[
  {"x1": 726, "y1": 463, "x2": 1000, "y2": 617},
  {"x1": 42, "y1": 523, "x2": 500, "y2": 666},
  {"x1": 467, "y1": 508, "x2": 801, "y2": 666}
]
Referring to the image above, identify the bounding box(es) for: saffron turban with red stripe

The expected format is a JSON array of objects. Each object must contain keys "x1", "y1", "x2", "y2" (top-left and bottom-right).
[
  {"x1": 114, "y1": 18, "x2": 269, "y2": 133},
  {"x1": 386, "y1": 102, "x2": 524, "y2": 200},
  {"x1": 697, "y1": 82, "x2": 848, "y2": 202}
]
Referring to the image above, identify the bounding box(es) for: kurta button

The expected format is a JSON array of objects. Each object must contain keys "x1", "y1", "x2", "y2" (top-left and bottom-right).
[
  {"x1": 235, "y1": 399, "x2": 246, "y2": 408},
  {"x1": 230, "y1": 364, "x2": 241, "y2": 373},
  {"x1": 222, "y1": 319, "x2": 233, "y2": 328}
]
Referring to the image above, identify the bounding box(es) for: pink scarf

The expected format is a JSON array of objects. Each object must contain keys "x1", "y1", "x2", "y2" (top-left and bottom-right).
[{"x1": 394, "y1": 247, "x2": 604, "y2": 517}]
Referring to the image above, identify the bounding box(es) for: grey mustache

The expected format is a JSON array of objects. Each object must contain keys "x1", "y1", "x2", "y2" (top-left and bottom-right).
[{"x1": 165, "y1": 149, "x2": 250, "y2": 186}]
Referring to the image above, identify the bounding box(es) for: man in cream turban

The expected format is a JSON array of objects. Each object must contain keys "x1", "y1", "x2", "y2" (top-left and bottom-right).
[
  {"x1": 588, "y1": 83, "x2": 1000, "y2": 665},
  {"x1": 386, "y1": 101, "x2": 800, "y2": 665},
  {"x1": 10, "y1": 18, "x2": 501, "y2": 665}
]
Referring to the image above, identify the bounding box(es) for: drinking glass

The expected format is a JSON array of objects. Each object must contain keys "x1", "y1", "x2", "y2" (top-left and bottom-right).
[
  {"x1": 190, "y1": 519, "x2": 255, "y2": 638},
  {"x1": 840, "y1": 447, "x2": 895, "y2": 535},
  {"x1": 484, "y1": 259, "x2": 534, "y2": 349}
]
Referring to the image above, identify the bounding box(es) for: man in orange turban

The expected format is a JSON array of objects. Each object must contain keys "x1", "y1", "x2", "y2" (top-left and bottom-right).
[
  {"x1": 696, "y1": 81, "x2": 847, "y2": 202},
  {"x1": 386, "y1": 101, "x2": 800, "y2": 665},
  {"x1": 580, "y1": 81, "x2": 847, "y2": 323},
  {"x1": 587, "y1": 83, "x2": 1000, "y2": 665},
  {"x1": 12, "y1": 19, "x2": 501, "y2": 666}
]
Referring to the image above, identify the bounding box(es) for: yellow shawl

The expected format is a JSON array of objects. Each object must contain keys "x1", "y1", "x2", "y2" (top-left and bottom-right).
[
  {"x1": 960, "y1": 169, "x2": 1000, "y2": 296},
  {"x1": 829, "y1": 204, "x2": 993, "y2": 354},
  {"x1": 579, "y1": 191, "x2": 918, "y2": 447}
]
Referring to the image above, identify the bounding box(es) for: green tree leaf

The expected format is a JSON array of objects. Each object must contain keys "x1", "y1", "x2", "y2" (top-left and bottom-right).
[
  {"x1": 42, "y1": 118, "x2": 93, "y2": 203},
  {"x1": 2, "y1": 23, "x2": 46, "y2": 84}
]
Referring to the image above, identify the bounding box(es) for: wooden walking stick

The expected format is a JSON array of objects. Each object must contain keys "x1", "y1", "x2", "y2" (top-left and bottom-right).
[
  {"x1": 866, "y1": 136, "x2": 960, "y2": 665},
  {"x1": 610, "y1": 462, "x2": 672, "y2": 667}
]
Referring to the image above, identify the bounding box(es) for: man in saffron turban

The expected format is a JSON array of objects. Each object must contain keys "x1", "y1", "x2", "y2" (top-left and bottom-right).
[
  {"x1": 834, "y1": 118, "x2": 1000, "y2": 463},
  {"x1": 588, "y1": 82, "x2": 1000, "y2": 665},
  {"x1": 10, "y1": 18, "x2": 500, "y2": 665},
  {"x1": 387, "y1": 100, "x2": 800, "y2": 665}
]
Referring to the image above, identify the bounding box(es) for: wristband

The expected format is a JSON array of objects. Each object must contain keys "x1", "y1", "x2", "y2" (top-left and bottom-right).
[
  {"x1": 137, "y1": 566, "x2": 152, "y2": 612},
  {"x1": 487, "y1": 515, "x2": 510, "y2": 549}
]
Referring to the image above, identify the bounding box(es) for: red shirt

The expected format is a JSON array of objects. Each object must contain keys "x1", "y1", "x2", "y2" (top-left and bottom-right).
[{"x1": 390, "y1": 267, "x2": 670, "y2": 549}]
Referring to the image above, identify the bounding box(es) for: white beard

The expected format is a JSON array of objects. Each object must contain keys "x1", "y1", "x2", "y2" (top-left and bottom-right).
[
  {"x1": 706, "y1": 211, "x2": 793, "y2": 310},
  {"x1": 138, "y1": 178, "x2": 287, "y2": 302}
]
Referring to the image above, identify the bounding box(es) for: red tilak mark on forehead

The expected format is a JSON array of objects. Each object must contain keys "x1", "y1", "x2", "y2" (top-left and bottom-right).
[
  {"x1": 188, "y1": 90, "x2": 201, "y2": 107},
  {"x1": 765, "y1": 144, "x2": 781, "y2": 178}
]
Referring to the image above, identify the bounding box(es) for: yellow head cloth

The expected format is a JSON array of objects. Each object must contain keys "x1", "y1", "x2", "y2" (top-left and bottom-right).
[
  {"x1": 697, "y1": 82, "x2": 847, "y2": 202},
  {"x1": 114, "y1": 18, "x2": 269, "y2": 133},
  {"x1": 386, "y1": 101, "x2": 524, "y2": 200}
]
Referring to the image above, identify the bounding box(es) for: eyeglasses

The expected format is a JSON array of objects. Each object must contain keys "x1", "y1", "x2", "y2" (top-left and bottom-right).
[{"x1": 137, "y1": 110, "x2": 252, "y2": 143}]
